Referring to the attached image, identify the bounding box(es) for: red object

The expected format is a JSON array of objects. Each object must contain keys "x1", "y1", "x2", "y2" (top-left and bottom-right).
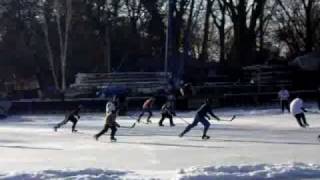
[{"x1": 143, "y1": 99, "x2": 154, "y2": 109}]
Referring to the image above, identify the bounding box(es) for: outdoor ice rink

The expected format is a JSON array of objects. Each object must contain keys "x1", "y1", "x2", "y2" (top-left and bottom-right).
[{"x1": 1, "y1": 104, "x2": 320, "y2": 179}]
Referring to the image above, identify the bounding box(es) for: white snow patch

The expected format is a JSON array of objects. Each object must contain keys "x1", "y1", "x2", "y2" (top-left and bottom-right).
[
  {"x1": 176, "y1": 163, "x2": 320, "y2": 180},
  {"x1": 2, "y1": 163, "x2": 320, "y2": 179},
  {"x1": 0, "y1": 169, "x2": 135, "y2": 180}
]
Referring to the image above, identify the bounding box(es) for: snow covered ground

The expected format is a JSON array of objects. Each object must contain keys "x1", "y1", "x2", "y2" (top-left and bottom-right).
[{"x1": 1, "y1": 104, "x2": 320, "y2": 179}]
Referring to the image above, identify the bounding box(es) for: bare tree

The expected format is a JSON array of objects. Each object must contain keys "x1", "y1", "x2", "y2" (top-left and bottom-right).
[
  {"x1": 41, "y1": 18, "x2": 60, "y2": 91},
  {"x1": 211, "y1": 0, "x2": 226, "y2": 62},
  {"x1": 85, "y1": 0, "x2": 121, "y2": 73},
  {"x1": 54, "y1": 0, "x2": 73, "y2": 91},
  {"x1": 38, "y1": 0, "x2": 73, "y2": 91},
  {"x1": 125, "y1": 0, "x2": 142, "y2": 36},
  {"x1": 275, "y1": 0, "x2": 320, "y2": 54},
  {"x1": 124, "y1": 0, "x2": 143, "y2": 56},
  {"x1": 39, "y1": 1, "x2": 61, "y2": 90},
  {"x1": 183, "y1": 0, "x2": 195, "y2": 58},
  {"x1": 225, "y1": 0, "x2": 267, "y2": 66},
  {"x1": 199, "y1": 0, "x2": 214, "y2": 62}
]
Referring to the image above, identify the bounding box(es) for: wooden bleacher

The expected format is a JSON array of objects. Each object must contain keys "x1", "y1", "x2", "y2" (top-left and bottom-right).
[{"x1": 66, "y1": 72, "x2": 170, "y2": 98}]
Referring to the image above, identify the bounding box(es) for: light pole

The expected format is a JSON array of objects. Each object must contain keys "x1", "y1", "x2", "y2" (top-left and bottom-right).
[{"x1": 165, "y1": 0, "x2": 174, "y2": 75}]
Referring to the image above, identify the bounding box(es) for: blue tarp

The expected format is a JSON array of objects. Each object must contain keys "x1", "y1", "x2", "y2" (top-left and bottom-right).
[{"x1": 97, "y1": 86, "x2": 129, "y2": 98}]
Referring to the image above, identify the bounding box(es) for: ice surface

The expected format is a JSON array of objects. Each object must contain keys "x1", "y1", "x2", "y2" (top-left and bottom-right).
[{"x1": 1, "y1": 104, "x2": 320, "y2": 179}]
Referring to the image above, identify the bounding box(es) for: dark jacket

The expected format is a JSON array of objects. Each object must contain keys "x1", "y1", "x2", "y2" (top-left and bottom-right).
[
  {"x1": 67, "y1": 108, "x2": 80, "y2": 120},
  {"x1": 161, "y1": 104, "x2": 175, "y2": 116},
  {"x1": 196, "y1": 103, "x2": 219, "y2": 120}
]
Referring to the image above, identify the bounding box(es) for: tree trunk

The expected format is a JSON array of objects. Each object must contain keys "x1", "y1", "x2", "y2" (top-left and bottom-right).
[
  {"x1": 218, "y1": 0, "x2": 226, "y2": 62},
  {"x1": 141, "y1": 0, "x2": 166, "y2": 52},
  {"x1": 259, "y1": 8, "x2": 264, "y2": 52},
  {"x1": 41, "y1": 19, "x2": 60, "y2": 91},
  {"x1": 219, "y1": 27, "x2": 225, "y2": 62},
  {"x1": 231, "y1": 26, "x2": 256, "y2": 66},
  {"x1": 199, "y1": 0, "x2": 213, "y2": 62},
  {"x1": 55, "y1": 0, "x2": 72, "y2": 91},
  {"x1": 181, "y1": 0, "x2": 195, "y2": 77},
  {"x1": 61, "y1": 0, "x2": 72, "y2": 90},
  {"x1": 227, "y1": 0, "x2": 266, "y2": 66},
  {"x1": 183, "y1": 0, "x2": 195, "y2": 56},
  {"x1": 104, "y1": 25, "x2": 111, "y2": 72},
  {"x1": 305, "y1": 0, "x2": 314, "y2": 52}
]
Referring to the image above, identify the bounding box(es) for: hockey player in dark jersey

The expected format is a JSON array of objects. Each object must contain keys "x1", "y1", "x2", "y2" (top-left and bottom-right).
[
  {"x1": 158, "y1": 102, "x2": 176, "y2": 127},
  {"x1": 179, "y1": 98, "x2": 220, "y2": 139},
  {"x1": 54, "y1": 106, "x2": 81, "y2": 133}
]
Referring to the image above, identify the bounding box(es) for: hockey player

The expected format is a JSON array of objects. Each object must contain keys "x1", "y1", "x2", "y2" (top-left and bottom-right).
[
  {"x1": 137, "y1": 97, "x2": 155, "y2": 123},
  {"x1": 167, "y1": 93, "x2": 176, "y2": 115},
  {"x1": 278, "y1": 87, "x2": 290, "y2": 113},
  {"x1": 290, "y1": 96, "x2": 309, "y2": 128},
  {"x1": 94, "y1": 98, "x2": 120, "y2": 141},
  {"x1": 159, "y1": 102, "x2": 175, "y2": 127},
  {"x1": 179, "y1": 82, "x2": 193, "y2": 110},
  {"x1": 179, "y1": 98, "x2": 220, "y2": 139},
  {"x1": 54, "y1": 105, "x2": 81, "y2": 132}
]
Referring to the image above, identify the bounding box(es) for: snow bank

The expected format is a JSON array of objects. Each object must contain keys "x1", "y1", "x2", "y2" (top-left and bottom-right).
[
  {"x1": 0, "y1": 169, "x2": 135, "y2": 180},
  {"x1": 176, "y1": 163, "x2": 320, "y2": 180},
  {"x1": 2, "y1": 163, "x2": 320, "y2": 180}
]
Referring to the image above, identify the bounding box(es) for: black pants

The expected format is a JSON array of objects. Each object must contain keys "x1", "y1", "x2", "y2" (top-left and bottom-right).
[
  {"x1": 180, "y1": 114, "x2": 210, "y2": 137},
  {"x1": 280, "y1": 100, "x2": 290, "y2": 113},
  {"x1": 137, "y1": 109, "x2": 152, "y2": 122},
  {"x1": 55, "y1": 116, "x2": 78, "y2": 132},
  {"x1": 294, "y1": 113, "x2": 308, "y2": 127},
  {"x1": 159, "y1": 113, "x2": 174, "y2": 126},
  {"x1": 168, "y1": 100, "x2": 176, "y2": 113},
  {"x1": 95, "y1": 124, "x2": 117, "y2": 139}
]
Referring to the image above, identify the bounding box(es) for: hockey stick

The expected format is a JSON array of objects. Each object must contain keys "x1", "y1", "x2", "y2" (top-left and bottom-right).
[
  {"x1": 219, "y1": 115, "x2": 236, "y2": 122},
  {"x1": 117, "y1": 114, "x2": 139, "y2": 129},
  {"x1": 306, "y1": 110, "x2": 320, "y2": 114},
  {"x1": 120, "y1": 123, "x2": 136, "y2": 129},
  {"x1": 129, "y1": 117, "x2": 152, "y2": 125},
  {"x1": 176, "y1": 115, "x2": 190, "y2": 125},
  {"x1": 123, "y1": 112, "x2": 144, "y2": 128}
]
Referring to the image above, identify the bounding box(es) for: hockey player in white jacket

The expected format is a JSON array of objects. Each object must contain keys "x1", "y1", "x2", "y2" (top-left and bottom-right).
[{"x1": 290, "y1": 96, "x2": 309, "y2": 128}]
